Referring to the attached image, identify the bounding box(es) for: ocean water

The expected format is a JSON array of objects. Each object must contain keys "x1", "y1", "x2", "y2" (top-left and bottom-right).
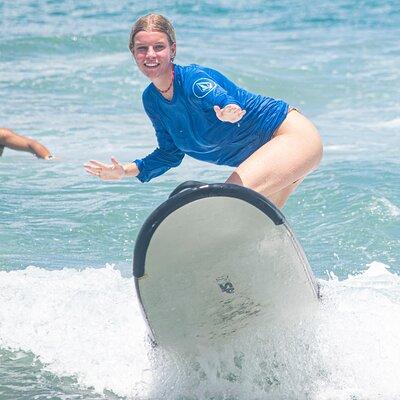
[{"x1": 0, "y1": 1, "x2": 399, "y2": 399}]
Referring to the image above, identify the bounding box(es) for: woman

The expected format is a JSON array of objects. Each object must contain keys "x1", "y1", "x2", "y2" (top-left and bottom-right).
[{"x1": 85, "y1": 14, "x2": 322, "y2": 208}]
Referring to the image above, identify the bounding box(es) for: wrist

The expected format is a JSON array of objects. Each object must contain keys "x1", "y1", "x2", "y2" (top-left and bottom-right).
[{"x1": 122, "y1": 162, "x2": 139, "y2": 177}]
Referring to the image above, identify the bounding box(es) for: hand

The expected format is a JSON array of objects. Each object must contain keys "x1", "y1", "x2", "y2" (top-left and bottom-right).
[
  {"x1": 214, "y1": 104, "x2": 246, "y2": 123},
  {"x1": 84, "y1": 157, "x2": 125, "y2": 180}
]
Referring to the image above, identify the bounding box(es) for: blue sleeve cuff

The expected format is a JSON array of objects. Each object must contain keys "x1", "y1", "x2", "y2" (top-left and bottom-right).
[
  {"x1": 134, "y1": 159, "x2": 147, "y2": 182},
  {"x1": 220, "y1": 98, "x2": 242, "y2": 109},
  {"x1": 134, "y1": 158, "x2": 143, "y2": 171}
]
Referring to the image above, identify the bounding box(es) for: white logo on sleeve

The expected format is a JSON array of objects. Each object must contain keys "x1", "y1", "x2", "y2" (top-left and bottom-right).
[{"x1": 192, "y1": 78, "x2": 217, "y2": 98}]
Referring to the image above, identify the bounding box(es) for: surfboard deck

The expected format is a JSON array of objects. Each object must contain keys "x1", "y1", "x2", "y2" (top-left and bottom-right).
[{"x1": 133, "y1": 182, "x2": 319, "y2": 352}]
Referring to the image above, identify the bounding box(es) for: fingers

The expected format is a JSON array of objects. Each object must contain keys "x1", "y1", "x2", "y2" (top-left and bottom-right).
[
  {"x1": 224, "y1": 104, "x2": 246, "y2": 117},
  {"x1": 86, "y1": 159, "x2": 108, "y2": 168},
  {"x1": 84, "y1": 157, "x2": 124, "y2": 180},
  {"x1": 84, "y1": 159, "x2": 107, "y2": 178},
  {"x1": 213, "y1": 105, "x2": 222, "y2": 116},
  {"x1": 214, "y1": 104, "x2": 246, "y2": 123},
  {"x1": 213, "y1": 105, "x2": 224, "y2": 121},
  {"x1": 111, "y1": 156, "x2": 121, "y2": 167},
  {"x1": 84, "y1": 167, "x2": 99, "y2": 176},
  {"x1": 84, "y1": 164, "x2": 102, "y2": 176}
]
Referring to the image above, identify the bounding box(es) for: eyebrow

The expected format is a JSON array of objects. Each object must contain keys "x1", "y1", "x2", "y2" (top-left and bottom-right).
[{"x1": 135, "y1": 41, "x2": 165, "y2": 46}]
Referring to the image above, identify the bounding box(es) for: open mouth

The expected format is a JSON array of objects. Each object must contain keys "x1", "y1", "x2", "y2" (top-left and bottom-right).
[{"x1": 144, "y1": 62, "x2": 160, "y2": 69}]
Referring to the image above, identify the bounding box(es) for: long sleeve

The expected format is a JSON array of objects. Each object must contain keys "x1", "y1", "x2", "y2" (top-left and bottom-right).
[
  {"x1": 135, "y1": 98, "x2": 185, "y2": 183},
  {"x1": 184, "y1": 66, "x2": 243, "y2": 111}
]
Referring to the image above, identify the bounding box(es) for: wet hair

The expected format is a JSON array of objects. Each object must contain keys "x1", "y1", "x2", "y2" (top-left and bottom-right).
[{"x1": 129, "y1": 14, "x2": 176, "y2": 55}]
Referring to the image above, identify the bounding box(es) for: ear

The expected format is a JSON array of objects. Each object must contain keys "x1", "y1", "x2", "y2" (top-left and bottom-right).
[{"x1": 171, "y1": 42, "x2": 176, "y2": 60}]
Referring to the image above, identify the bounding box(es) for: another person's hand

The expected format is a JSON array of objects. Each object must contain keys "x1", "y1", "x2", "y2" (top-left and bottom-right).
[
  {"x1": 213, "y1": 104, "x2": 246, "y2": 123},
  {"x1": 84, "y1": 157, "x2": 125, "y2": 180}
]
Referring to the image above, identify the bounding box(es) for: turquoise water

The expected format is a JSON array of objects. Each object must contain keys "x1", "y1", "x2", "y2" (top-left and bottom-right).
[{"x1": 1, "y1": 1, "x2": 399, "y2": 399}]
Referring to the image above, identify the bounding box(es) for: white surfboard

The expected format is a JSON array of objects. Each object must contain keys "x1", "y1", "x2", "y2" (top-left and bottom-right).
[{"x1": 133, "y1": 182, "x2": 319, "y2": 352}]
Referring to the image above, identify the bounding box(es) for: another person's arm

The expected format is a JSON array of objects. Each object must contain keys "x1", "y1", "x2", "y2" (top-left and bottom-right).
[{"x1": 0, "y1": 128, "x2": 52, "y2": 159}]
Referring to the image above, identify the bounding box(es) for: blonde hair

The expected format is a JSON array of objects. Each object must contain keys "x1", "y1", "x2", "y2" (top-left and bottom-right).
[{"x1": 129, "y1": 14, "x2": 176, "y2": 53}]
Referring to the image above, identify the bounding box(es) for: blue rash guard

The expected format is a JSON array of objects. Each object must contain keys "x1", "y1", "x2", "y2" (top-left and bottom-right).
[{"x1": 135, "y1": 64, "x2": 289, "y2": 183}]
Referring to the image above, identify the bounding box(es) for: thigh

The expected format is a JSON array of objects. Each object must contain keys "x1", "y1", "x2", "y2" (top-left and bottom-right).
[{"x1": 226, "y1": 110, "x2": 323, "y2": 198}]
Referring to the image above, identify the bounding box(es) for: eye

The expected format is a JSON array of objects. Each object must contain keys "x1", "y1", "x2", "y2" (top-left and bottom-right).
[
  {"x1": 135, "y1": 46, "x2": 147, "y2": 53},
  {"x1": 154, "y1": 44, "x2": 165, "y2": 51}
]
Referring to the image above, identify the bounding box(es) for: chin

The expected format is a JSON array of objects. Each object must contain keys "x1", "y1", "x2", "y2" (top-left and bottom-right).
[{"x1": 141, "y1": 68, "x2": 159, "y2": 80}]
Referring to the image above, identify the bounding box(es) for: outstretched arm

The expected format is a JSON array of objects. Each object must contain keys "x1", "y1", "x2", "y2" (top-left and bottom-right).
[{"x1": 0, "y1": 128, "x2": 52, "y2": 159}]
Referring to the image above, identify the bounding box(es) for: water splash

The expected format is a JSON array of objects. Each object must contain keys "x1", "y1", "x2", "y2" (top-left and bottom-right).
[
  {"x1": 1, "y1": 262, "x2": 400, "y2": 399},
  {"x1": 0, "y1": 264, "x2": 153, "y2": 398}
]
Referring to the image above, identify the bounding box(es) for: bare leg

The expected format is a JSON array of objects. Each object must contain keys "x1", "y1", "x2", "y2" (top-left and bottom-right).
[
  {"x1": 226, "y1": 110, "x2": 323, "y2": 208},
  {"x1": 266, "y1": 177, "x2": 304, "y2": 208}
]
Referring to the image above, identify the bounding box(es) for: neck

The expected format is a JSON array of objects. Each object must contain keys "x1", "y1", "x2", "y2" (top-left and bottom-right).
[{"x1": 153, "y1": 64, "x2": 174, "y2": 94}]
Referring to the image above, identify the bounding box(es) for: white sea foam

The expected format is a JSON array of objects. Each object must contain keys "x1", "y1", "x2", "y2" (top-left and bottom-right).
[
  {"x1": 378, "y1": 118, "x2": 400, "y2": 128},
  {"x1": 370, "y1": 196, "x2": 400, "y2": 218},
  {"x1": 0, "y1": 264, "x2": 153, "y2": 398},
  {"x1": 323, "y1": 144, "x2": 359, "y2": 153},
  {"x1": 1, "y1": 262, "x2": 400, "y2": 399},
  {"x1": 380, "y1": 197, "x2": 400, "y2": 217},
  {"x1": 312, "y1": 261, "x2": 400, "y2": 399}
]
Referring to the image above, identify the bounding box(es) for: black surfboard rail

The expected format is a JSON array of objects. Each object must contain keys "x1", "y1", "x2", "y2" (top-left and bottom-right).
[{"x1": 133, "y1": 181, "x2": 285, "y2": 278}]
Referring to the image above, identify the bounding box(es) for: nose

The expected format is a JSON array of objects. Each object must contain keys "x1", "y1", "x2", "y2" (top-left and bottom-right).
[{"x1": 146, "y1": 46, "x2": 156, "y2": 58}]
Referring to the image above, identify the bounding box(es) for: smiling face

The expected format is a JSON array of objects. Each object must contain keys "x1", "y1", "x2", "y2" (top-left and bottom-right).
[{"x1": 132, "y1": 30, "x2": 176, "y2": 84}]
